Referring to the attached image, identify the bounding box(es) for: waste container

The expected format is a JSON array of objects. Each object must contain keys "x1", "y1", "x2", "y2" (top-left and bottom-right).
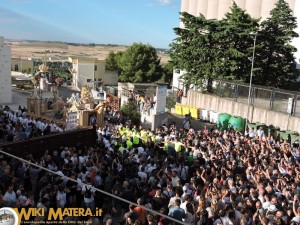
[
  {"x1": 209, "y1": 111, "x2": 219, "y2": 124},
  {"x1": 217, "y1": 113, "x2": 231, "y2": 130},
  {"x1": 290, "y1": 133, "x2": 300, "y2": 145},
  {"x1": 286, "y1": 130, "x2": 299, "y2": 144},
  {"x1": 229, "y1": 116, "x2": 245, "y2": 131},
  {"x1": 247, "y1": 123, "x2": 257, "y2": 131},
  {"x1": 182, "y1": 105, "x2": 190, "y2": 116},
  {"x1": 175, "y1": 104, "x2": 183, "y2": 116},
  {"x1": 190, "y1": 107, "x2": 200, "y2": 119},
  {"x1": 200, "y1": 109, "x2": 209, "y2": 121},
  {"x1": 268, "y1": 125, "x2": 280, "y2": 138},
  {"x1": 255, "y1": 123, "x2": 268, "y2": 133},
  {"x1": 277, "y1": 130, "x2": 289, "y2": 141}
]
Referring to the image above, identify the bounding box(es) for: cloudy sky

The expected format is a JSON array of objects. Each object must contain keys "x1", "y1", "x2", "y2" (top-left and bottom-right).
[{"x1": 0, "y1": 0, "x2": 181, "y2": 48}]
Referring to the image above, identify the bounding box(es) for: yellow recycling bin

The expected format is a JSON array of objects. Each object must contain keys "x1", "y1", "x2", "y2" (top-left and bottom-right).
[
  {"x1": 175, "y1": 104, "x2": 183, "y2": 116},
  {"x1": 182, "y1": 105, "x2": 190, "y2": 116},
  {"x1": 190, "y1": 107, "x2": 200, "y2": 119}
]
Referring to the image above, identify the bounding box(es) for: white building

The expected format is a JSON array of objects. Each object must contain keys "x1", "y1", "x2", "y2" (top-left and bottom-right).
[
  {"x1": 174, "y1": 0, "x2": 300, "y2": 88},
  {"x1": 69, "y1": 57, "x2": 118, "y2": 90},
  {"x1": 0, "y1": 37, "x2": 12, "y2": 104},
  {"x1": 180, "y1": 0, "x2": 297, "y2": 21}
]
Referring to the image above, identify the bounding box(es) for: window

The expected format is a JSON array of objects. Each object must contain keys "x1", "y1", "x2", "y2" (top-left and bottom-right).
[
  {"x1": 87, "y1": 79, "x2": 91, "y2": 82},
  {"x1": 94, "y1": 65, "x2": 97, "y2": 71}
]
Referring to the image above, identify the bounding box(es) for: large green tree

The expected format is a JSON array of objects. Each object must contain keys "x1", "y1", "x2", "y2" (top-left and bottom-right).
[
  {"x1": 221, "y1": 2, "x2": 259, "y2": 82},
  {"x1": 170, "y1": 12, "x2": 225, "y2": 91},
  {"x1": 118, "y1": 43, "x2": 162, "y2": 83},
  {"x1": 105, "y1": 51, "x2": 123, "y2": 71},
  {"x1": 254, "y1": 0, "x2": 299, "y2": 88},
  {"x1": 170, "y1": 0, "x2": 298, "y2": 91}
]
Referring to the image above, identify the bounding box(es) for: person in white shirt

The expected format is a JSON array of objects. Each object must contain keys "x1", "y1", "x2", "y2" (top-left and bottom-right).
[
  {"x1": 3, "y1": 186, "x2": 17, "y2": 207},
  {"x1": 56, "y1": 185, "x2": 67, "y2": 208},
  {"x1": 22, "y1": 116, "x2": 29, "y2": 126},
  {"x1": 82, "y1": 177, "x2": 96, "y2": 212},
  {"x1": 256, "y1": 127, "x2": 265, "y2": 139},
  {"x1": 137, "y1": 167, "x2": 148, "y2": 182},
  {"x1": 50, "y1": 121, "x2": 58, "y2": 133}
]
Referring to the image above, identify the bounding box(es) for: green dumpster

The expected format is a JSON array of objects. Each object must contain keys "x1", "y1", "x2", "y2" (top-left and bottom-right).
[
  {"x1": 229, "y1": 116, "x2": 245, "y2": 131},
  {"x1": 286, "y1": 130, "x2": 299, "y2": 144},
  {"x1": 268, "y1": 125, "x2": 280, "y2": 138},
  {"x1": 247, "y1": 123, "x2": 257, "y2": 131},
  {"x1": 217, "y1": 113, "x2": 231, "y2": 130}
]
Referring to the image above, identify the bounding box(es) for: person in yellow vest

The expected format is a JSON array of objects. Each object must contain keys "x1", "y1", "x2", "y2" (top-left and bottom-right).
[
  {"x1": 148, "y1": 132, "x2": 156, "y2": 143},
  {"x1": 125, "y1": 126, "x2": 132, "y2": 139},
  {"x1": 164, "y1": 137, "x2": 170, "y2": 151},
  {"x1": 119, "y1": 125, "x2": 126, "y2": 136},
  {"x1": 140, "y1": 128, "x2": 148, "y2": 144},
  {"x1": 132, "y1": 129, "x2": 140, "y2": 147},
  {"x1": 126, "y1": 137, "x2": 133, "y2": 149},
  {"x1": 174, "y1": 137, "x2": 184, "y2": 153}
]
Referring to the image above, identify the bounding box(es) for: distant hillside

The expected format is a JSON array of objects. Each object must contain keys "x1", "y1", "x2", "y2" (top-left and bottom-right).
[{"x1": 7, "y1": 39, "x2": 170, "y2": 64}]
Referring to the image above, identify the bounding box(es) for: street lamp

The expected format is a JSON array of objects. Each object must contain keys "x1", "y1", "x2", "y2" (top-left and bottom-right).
[{"x1": 245, "y1": 32, "x2": 257, "y2": 135}]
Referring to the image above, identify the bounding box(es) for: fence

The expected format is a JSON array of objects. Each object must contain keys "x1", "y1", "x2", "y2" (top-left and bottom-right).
[{"x1": 211, "y1": 80, "x2": 300, "y2": 117}]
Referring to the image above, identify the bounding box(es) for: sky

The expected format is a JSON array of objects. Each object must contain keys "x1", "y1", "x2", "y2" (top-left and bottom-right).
[{"x1": 0, "y1": 0, "x2": 181, "y2": 49}]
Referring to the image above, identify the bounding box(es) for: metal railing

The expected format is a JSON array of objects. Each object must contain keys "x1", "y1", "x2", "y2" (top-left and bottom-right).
[{"x1": 211, "y1": 80, "x2": 299, "y2": 116}]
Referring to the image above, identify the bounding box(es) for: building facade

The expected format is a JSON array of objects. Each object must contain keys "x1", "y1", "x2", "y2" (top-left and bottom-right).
[
  {"x1": 180, "y1": 0, "x2": 296, "y2": 20},
  {"x1": 69, "y1": 57, "x2": 118, "y2": 90},
  {"x1": 0, "y1": 37, "x2": 12, "y2": 104},
  {"x1": 11, "y1": 58, "x2": 34, "y2": 74}
]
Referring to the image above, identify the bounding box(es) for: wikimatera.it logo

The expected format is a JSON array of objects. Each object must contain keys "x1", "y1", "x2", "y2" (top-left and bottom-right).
[{"x1": 0, "y1": 207, "x2": 103, "y2": 225}]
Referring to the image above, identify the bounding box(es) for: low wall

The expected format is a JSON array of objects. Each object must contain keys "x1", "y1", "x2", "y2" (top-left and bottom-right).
[
  {"x1": 182, "y1": 90, "x2": 300, "y2": 133},
  {"x1": 0, "y1": 128, "x2": 97, "y2": 159},
  {"x1": 141, "y1": 110, "x2": 168, "y2": 130}
]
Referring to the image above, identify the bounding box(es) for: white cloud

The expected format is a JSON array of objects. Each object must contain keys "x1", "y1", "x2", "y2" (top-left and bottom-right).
[
  {"x1": 146, "y1": 0, "x2": 177, "y2": 7},
  {"x1": 158, "y1": 0, "x2": 173, "y2": 5}
]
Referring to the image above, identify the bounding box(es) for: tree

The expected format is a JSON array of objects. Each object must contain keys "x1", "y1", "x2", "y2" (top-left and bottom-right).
[
  {"x1": 169, "y1": 1, "x2": 299, "y2": 91},
  {"x1": 253, "y1": 0, "x2": 299, "y2": 88},
  {"x1": 170, "y1": 12, "x2": 225, "y2": 92},
  {"x1": 221, "y1": 2, "x2": 259, "y2": 82},
  {"x1": 161, "y1": 62, "x2": 173, "y2": 86},
  {"x1": 120, "y1": 101, "x2": 141, "y2": 125},
  {"x1": 118, "y1": 43, "x2": 162, "y2": 83},
  {"x1": 105, "y1": 51, "x2": 123, "y2": 71}
]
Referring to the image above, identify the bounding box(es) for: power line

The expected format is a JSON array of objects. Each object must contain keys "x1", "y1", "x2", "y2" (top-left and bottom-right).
[{"x1": 0, "y1": 148, "x2": 191, "y2": 225}]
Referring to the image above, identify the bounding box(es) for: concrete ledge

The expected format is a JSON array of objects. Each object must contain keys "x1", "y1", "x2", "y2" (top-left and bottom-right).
[{"x1": 183, "y1": 90, "x2": 300, "y2": 133}]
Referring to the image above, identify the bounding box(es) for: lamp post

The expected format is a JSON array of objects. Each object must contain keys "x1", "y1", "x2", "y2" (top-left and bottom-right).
[{"x1": 245, "y1": 32, "x2": 257, "y2": 135}]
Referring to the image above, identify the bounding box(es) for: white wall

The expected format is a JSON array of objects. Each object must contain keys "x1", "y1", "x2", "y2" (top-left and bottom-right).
[
  {"x1": 172, "y1": 69, "x2": 186, "y2": 89},
  {"x1": 77, "y1": 63, "x2": 95, "y2": 88},
  {"x1": 292, "y1": 0, "x2": 300, "y2": 70},
  {"x1": 0, "y1": 37, "x2": 12, "y2": 104}
]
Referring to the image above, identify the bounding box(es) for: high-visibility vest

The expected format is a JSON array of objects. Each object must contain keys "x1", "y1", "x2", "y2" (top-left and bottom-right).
[
  {"x1": 174, "y1": 142, "x2": 182, "y2": 152},
  {"x1": 126, "y1": 140, "x2": 133, "y2": 149},
  {"x1": 133, "y1": 133, "x2": 140, "y2": 144}
]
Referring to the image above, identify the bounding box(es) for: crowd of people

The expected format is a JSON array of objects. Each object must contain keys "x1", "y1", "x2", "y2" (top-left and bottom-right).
[
  {"x1": 0, "y1": 105, "x2": 65, "y2": 143},
  {"x1": 128, "y1": 90, "x2": 156, "y2": 115},
  {"x1": 1, "y1": 100, "x2": 300, "y2": 225}
]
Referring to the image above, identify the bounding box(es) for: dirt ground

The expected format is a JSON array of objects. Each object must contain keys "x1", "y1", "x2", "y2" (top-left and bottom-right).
[{"x1": 7, "y1": 40, "x2": 170, "y2": 64}]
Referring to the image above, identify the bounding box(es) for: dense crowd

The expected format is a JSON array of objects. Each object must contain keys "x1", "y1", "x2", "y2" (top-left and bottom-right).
[
  {"x1": 0, "y1": 105, "x2": 65, "y2": 143},
  {"x1": 1, "y1": 102, "x2": 300, "y2": 225}
]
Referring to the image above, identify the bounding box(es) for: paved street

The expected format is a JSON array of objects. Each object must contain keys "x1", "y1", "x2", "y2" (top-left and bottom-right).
[{"x1": 57, "y1": 84, "x2": 80, "y2": 100}]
